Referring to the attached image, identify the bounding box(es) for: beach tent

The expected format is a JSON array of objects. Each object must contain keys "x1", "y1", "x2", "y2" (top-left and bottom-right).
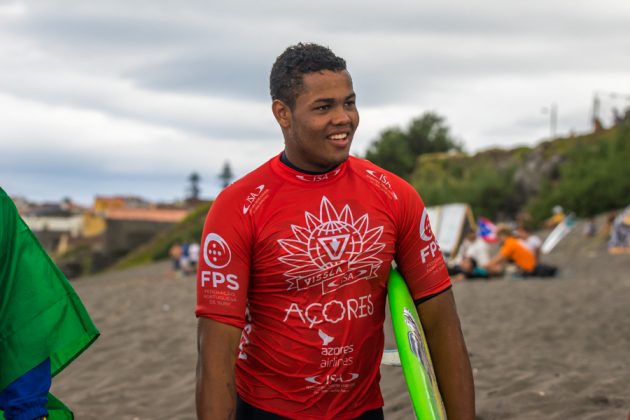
[{"x1": 426, "y1": 203, "x2": 475, "y2": 259}]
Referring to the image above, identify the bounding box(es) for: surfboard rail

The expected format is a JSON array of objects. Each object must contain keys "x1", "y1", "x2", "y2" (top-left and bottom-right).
[{"x1": 388, "y1": 268, "x2": 446, "y2": 420}]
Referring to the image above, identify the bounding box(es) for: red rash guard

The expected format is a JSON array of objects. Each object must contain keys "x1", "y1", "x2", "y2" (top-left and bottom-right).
[{"x1": 196, "y1": 154, "x2": 451, "y2": 420}]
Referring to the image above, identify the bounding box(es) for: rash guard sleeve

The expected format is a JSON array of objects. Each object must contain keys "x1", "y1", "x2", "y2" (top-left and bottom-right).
[
  {"x1": 195, "y1": 189, "x2": 253, "y2": 329},
  {"x1": 393, "y1": 182, "x2": 451, "y2": 301}
]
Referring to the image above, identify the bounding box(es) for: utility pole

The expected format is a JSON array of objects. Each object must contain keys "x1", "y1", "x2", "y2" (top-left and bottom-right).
[
  {"x1": 592, "y1": 93, "x2": 601, "y2": 125},
  {"x1": 593, "y1": 90, "x2": 630, "y2": 128},
  {"x1": 541, "y1": 103, "x2": 558, "y2": 139}
]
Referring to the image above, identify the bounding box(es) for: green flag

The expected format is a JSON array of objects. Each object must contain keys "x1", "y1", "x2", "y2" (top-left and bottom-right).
[{"x1": 0, "y1": 188, "x2": 99, "y2": 419}]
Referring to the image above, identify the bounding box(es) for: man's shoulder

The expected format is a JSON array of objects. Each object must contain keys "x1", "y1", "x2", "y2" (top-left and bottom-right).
[
  {"x1": 347, "y1": 156, "x2": 416, "y2": 199},
  {"x1": 213, "y1": 157, "x2": 281, "y2": 216},
  {"x1": 349, "y1": 156, "x2": 401, "y2": 178},
  {"x1": 218, "y1": 158, "x2": 275, "y2": 196}
]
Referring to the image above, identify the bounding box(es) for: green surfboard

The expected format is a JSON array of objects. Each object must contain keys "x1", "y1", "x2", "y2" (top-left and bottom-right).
[{"x1": 388, "y1": 268, "x2": 446, "y2": 420}]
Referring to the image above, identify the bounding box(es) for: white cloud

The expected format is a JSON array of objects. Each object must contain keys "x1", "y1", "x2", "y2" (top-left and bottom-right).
[{"x1": 1, "y1": 0, "x2": 629, "y2": 203}]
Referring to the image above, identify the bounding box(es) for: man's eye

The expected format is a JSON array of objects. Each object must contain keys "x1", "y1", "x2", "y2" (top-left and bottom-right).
[
  {"x1": 315, "y1": 105, "x2": 330, "y2": 111},
  {"x1": 345, "y1": 101, "x2": 356, "y2": 108}
]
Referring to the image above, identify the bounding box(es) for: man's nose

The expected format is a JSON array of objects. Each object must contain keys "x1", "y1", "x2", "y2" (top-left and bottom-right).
[{"x1": 332, "y1": 106, "x2": 352, "y2": 125}]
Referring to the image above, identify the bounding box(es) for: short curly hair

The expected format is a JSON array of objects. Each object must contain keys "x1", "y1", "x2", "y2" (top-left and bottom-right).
[{"x1": 270, "y1": 43, "x2": 347, "y2": 109}]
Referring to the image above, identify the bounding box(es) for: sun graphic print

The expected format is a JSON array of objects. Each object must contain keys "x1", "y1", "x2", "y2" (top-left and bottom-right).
[{"x1": 277, "y1": 196, "x2": 386, "y2": 294}]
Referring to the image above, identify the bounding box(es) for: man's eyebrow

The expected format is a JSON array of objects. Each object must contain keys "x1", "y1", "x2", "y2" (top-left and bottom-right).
[{"x1": 312, "y1": 93, "x2": 356, "y2": 104}]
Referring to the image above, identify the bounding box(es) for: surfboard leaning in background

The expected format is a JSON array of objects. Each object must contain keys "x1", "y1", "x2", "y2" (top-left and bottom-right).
[{"x1": 541, "y1": 213, "x2": 576, "y2": 254}]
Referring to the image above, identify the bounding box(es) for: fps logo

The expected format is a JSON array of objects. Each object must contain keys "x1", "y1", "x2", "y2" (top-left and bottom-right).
[
  {"x1": 418, "y1": 208, "x2": 440, "y2": 263},
  {"x1": 201, "y1": 232, "x2": 238, "y2": 291},
  {"x1": 203, "y1": 233, "x2": 231, "y2": 269}
]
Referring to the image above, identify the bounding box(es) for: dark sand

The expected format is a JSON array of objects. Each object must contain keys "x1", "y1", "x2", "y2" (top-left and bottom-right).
[{"x1": 52, "y1": 220, "x2": 630, "y2": 419}]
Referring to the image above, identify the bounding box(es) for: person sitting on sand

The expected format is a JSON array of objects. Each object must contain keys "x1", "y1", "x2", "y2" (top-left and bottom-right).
[
  {"x1": 515, "y1": 225, "x2": 542, "y2": 262},
  {"x1": 449, "y1": 229, "x2": 493, "y2": 280},
  {"x1": 169, "y1": 242, "x2": 183, "y2": 278},
  {"x1": 448, "y1": 229, "x2": 474, "y2": 273},
  {"x1": 486, "y1": 225, "x2": 557, "y2": 278}
]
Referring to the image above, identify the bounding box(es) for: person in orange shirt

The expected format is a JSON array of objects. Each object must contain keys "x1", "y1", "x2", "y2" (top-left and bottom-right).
[{"x1": 485, "y1": 226, "x2": 557, "y2": 277}]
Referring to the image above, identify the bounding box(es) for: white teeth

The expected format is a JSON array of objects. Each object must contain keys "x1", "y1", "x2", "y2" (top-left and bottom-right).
[{"x1": 329, "y1": 133, "x2": 347, "y2": 140}]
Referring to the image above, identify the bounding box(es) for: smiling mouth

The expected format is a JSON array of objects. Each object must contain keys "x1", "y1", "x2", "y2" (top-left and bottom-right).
[{"x1": 328, "y1": 133, "x2": 350, "y2": 142}]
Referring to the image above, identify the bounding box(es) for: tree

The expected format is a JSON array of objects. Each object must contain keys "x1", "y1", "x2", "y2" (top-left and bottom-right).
[
  {"x1": 218, "y1": 161, "x2": 234, "y2": 189},
  {"x1": 188, "y1": 172, "x2": 201, "y2": 201},
  {"x1": 364, "y1": 112, "x2": 461, "y2": 179}
]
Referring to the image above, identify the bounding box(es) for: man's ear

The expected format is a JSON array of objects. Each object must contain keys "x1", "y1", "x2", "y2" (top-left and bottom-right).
[{"x1": 272, "y1": 99, "x2": 292, "y2": 129}]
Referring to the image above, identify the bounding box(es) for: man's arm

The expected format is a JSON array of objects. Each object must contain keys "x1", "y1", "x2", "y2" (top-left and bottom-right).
[
  {"x1": 196, "y1": 318, "x2": 243, "y2": 420},
  {"x1": 417, "y1": 289, "x2": 475, "y2": 420}
]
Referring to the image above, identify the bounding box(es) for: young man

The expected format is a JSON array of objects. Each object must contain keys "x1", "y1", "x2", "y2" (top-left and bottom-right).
[{"x1": 196, "y1": 43, "x2": 475, "y2": 420}]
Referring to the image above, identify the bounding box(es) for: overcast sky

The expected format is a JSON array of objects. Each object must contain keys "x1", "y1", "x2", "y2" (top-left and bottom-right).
[{"x1": 1, "y1": 0, "x2": 629, "y2": 205}]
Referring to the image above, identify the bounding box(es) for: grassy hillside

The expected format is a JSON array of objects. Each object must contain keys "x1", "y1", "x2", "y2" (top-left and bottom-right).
[
  {"x1": 111, "y1": 201, "x2": 212, "y2": 270},
  {"x1": 410, "y1": 122, "x2": 629, "y2": 225}
]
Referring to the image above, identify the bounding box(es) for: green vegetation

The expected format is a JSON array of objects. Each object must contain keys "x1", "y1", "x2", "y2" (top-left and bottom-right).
[
  {"x1": 409, "y1": 149, "x2": 523, "y2": 220},
  {"x1": 405, "y1": 121, "x2": 629, "y2": 225},
  {"x1": 111, "y1": 201, "x2": 212, "y2": 270},
  {"x1": 364, "y1": 112, "x2": 462, "y2": 179},
  {"x1": 527, "y1": 122, "x2": 630, "y2": 223}
]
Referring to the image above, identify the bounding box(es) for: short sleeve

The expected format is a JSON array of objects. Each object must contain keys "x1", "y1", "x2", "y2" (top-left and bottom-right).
[
  {"x1": 393, "y1": 183, "x2": 451, "y2": 302},
  {"x1": 499, "y1": 238, "x2": 515, "y2": 259},
  {"x1": 195, "y1": 190, "x2": 253, "y2": 329}
]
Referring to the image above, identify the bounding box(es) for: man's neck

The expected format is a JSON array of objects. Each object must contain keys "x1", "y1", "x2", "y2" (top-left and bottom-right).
[{"x1": 280, "y1": 152, "x2": 341, "y2": 175}]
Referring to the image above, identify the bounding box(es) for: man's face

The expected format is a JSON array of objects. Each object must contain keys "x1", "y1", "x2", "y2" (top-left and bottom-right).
[{"x1": 280, "y1": 70, "x2": 359, "y2": 172}]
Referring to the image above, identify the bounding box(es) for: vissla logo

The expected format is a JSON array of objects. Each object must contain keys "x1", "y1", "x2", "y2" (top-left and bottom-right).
[
  {"x1": 203, "y1": 233, "x2": 232, "y2": 268},
  {"x1": 277, "y1": 196, "x2": 385, "y2": 294}
]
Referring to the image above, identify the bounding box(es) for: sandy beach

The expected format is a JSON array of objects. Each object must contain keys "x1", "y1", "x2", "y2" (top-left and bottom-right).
[{"x1": 52, "y1": 220, "x2": 630, "y2": 419}]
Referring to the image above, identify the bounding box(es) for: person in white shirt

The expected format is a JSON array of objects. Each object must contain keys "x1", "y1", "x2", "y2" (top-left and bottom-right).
[
  {"x1": 449, "y1": 230, "x2": 493, "y2": 280},
  {"x1": 516, "y1": 225, "x2": 541, "y2": 262}
]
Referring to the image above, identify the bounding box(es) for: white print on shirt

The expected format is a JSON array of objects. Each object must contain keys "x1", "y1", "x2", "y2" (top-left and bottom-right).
[
  {"x1": 418, "y1": 208, "x2": 433, "y2": 242},
  {"x1": 295, "y1": 168, "x2": 342, "y2": 183},
  {"x1": 320, "y1": 343, "x2": 354, "y2": 368},
  {"x1": 418, "y1": 208, "x2": 442, "y2": 264},
  {"x1": 305, "y1": 372, "x2": 361, "y2": 393},
  {"x1": 283, "y1": 294, "x2": 374, "y2": 329},
  {"x1": 238, "y1": 306, "x2": 252, "y2": 360},
  {"x1": 203, "y1": 233, "x2": 232, "y2": 268},
  {"x1": 365, "y1": 169, "x2": 398, "y2": 200},
  {"x1": 200, "y1": 271, "x2": 239, "y2": 291},
  {"x1": 242, "y1": 184, "x2": 265, "y2": 215},
  {"x1": 420, "y1": 241, "x2": 441, "y2": 264},
  {"x1": 318, "y1": 329, "x2": 334, "y2": 346},
  {"x1": 305, "y1": 372, "x2": 359, "y2": 385},
  {"x1": 277, "y1": 196, "x2": 385, "y2": 294}
]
